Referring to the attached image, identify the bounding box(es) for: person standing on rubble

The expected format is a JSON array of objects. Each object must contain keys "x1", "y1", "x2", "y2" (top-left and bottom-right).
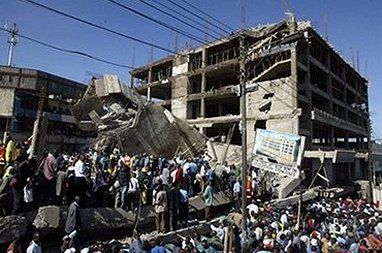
[
  {"x1": 179, "y1": 183, "x2": 189, "y2": 228},
  {"x1": 118, "y1": 163, "x2": 130, "y2": 209},
  {"x1": 5, "y1": 135, "x2": 17, "y2": 167},
  {"x1": 127, "y1": 172, "x2": 139, "y2": 211},
  {"x1": 11, "y1": 157, "x2": 36, "y2": 215},
  {"x1": 203, "y1": 180, "x2": 214, "y2": 221},
  {"x1": 65, "y1": 196, "x2": 82, "y2": 249},
  {"x1": 40, "y1": 150, "x2": 59, "y2": 204},
  {"x1": 154, "y1": 183, "x2": 167, "y2": 233},
  {"x1": 73, "y1": 155, "x2": 87, "y2": 201},
  {"x1": 167, "y1": 183, "x2": 180, "y2": 231},
  {"x1": 233, "y1": 179, "x2": 241, "y2": 212}
]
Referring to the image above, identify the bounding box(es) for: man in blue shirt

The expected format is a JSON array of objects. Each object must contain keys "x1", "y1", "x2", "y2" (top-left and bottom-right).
[{"x1": 151, "y1": 238, "x2": 165, "y2": 253}]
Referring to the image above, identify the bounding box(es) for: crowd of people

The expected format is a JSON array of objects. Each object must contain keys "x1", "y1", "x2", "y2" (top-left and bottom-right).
[
  {"x1": 0, "y1": 134, "x2": 235, "y2": 219},
  {"x1": 0, "y1": 134, "x2": 237, "y2": 252},
  {"x1": 2, "y1": 134, "x2": 382, "y2": 252}
]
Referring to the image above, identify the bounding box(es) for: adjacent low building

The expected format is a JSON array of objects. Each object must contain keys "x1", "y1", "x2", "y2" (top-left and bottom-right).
[
  {"x1": 0, "y1": 66, "x2": 94, "y2": 152},
  {"x1": 130, "y1": 15, "x2": 371, "y2": 187}
]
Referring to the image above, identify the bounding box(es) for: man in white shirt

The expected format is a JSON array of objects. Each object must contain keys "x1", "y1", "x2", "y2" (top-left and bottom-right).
[
  {"x1": 127, "y1": 173, "x2": 139, "y2": 211},
  {"x1": 27, "y1": 233, "x2": 42, "y2": 253},
  {"x1": 233, "y1": 180, "x2": 241, "y2": 212},
  {"x1": 74, "y1": 156, "x2": 86, "y2": 178},
  {"x1": 280, "y1": 210, "x2": 288, "y2": 226},
  {"x1": 247, "y1": 199, "x2": 259, "y2": 215},
  {"x1": 161, "y1": 166, "x2": 170, "y2": 188}
]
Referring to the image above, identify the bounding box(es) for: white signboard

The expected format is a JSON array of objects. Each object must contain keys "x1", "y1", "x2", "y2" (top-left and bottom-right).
[
  {"x1": 252, "y1": 129, "x2": 305, "y2": 178},
  {"x1": 252, "y1": 156, "x2": 300, "y2": 178}
]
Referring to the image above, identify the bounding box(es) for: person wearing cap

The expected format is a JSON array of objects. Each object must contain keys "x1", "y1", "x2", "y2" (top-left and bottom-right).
[{"x1": 308, "y1": 238, "x2": 320, "y2": 253}]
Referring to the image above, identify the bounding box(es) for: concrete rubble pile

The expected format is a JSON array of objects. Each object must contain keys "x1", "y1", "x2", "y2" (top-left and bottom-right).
[
  {"x1": 0, "y1": 216, "x2": 29, "y2": 244},
  {"x1": 72, "y1": 75, "x2": 207, "y2": 158}
]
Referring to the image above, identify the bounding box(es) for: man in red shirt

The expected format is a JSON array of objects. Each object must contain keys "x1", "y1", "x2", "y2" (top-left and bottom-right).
[
  {"x1": 0, "y1": 141, "x2": 5, "y2": 176},
  {"x1": 40, "y1": 150, "x2": 59, "y2": 204}
]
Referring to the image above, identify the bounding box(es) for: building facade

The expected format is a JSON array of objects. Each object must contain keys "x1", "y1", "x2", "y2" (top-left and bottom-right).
[
  {"x1": 0, "y1": 66, "x2": 93, "y2": 152},
  {"x1": 131, "y1": 17, "x2": 370, "y2": 186}
]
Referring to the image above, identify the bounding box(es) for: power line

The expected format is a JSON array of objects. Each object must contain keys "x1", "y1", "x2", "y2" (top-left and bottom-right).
[
  {"x1": 0, "y1": 27, "x2": 134, "y2": 69},
  {"x1": 105, "y1": 0, "x2": 208, "y2": 44},
  {"x1": 17, "y1": 0, "x2": 176, "y2": 54},
  {"x1": 136, "y1": 0, "x2": 220, "y2": 41},
  {"x1": 148, "y1": 0, "x2": 226, "y2": 38},
  {"x1": 177, "y1": 0, "x2": 236, "y2": 33}
]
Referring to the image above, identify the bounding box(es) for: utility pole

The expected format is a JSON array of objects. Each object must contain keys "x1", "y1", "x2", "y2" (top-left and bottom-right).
[
  {"x1": 353, "y1": 103, "x2": 373, "y2": 202},
  {"x1": 29, "y1": 86, "x2": 46, "y2": 159},
  {"x1": 5, "y1": 23, "x2": 18, "y2": 66},
  {"x1": 239, "y1": 31, "x2": 248, "y2": 246}
]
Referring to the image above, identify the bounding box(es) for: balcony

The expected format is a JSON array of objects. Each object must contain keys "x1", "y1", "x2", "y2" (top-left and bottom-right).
[{"x1": 311, "y1": 109, "x2": 367, "y2": 136}]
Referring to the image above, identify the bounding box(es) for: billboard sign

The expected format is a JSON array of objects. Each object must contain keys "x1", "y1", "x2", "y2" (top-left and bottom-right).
[{"x1": 252, "y1": 129, "x2": 305, "y2": 178}]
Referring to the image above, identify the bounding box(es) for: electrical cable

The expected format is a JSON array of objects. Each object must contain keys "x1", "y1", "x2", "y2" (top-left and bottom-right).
[
  {"x1": 17, "y1": 0, "x2": 176, "y2": 54},
  {"x1": 136, "y1": 0, "x2": 220, "y2": 41},
  {"x1": 105, "y1": 0, "x2": 208, "y2": 44},
  {"x1": 0, "y1": 27, "x2": 133, "y2": 69},
  {"x1": 148, "y1": 0, "x2": 226, "y2": 37},
  {"x1": 166, "y1": 0, "x2": 234, "y2": 34},
  {"x1": 178, "y1": 0, "x2": 235, "y2": 32}
]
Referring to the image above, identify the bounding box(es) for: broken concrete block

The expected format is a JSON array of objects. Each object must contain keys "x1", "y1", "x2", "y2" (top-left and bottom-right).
[{"x1": 32, "y1": 205, "x2": 66, "y2": 233}]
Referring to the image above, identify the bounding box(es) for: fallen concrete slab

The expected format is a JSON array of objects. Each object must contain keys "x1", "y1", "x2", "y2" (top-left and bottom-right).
[
  {"x1": 32, "y1": 191, "x2": 232, "y2": 236},
  {"x1": 268, "y1": 187, "x2": 319, "y2": 209},
  {"x1": 72, "y1": 75, "x2": 207, "y2": 158}
]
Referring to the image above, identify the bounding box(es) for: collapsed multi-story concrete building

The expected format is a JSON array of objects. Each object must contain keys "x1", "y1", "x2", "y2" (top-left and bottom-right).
[{"x1": 130, "y1": 16, "x2": 370, "y2": 188}]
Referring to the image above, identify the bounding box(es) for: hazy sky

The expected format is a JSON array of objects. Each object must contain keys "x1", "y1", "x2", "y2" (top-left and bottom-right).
[{"x1": 0, "y1": 0, "x2": 381, "y2": 139}]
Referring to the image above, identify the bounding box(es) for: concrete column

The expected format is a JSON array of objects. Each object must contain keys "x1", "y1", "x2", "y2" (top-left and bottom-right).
[
  {"x1": 344, "y1": 132, "x2": 349, "y2": 148},
  {"x1": 305, "y1": 44, "x2": 313, "y2": 148},
  {"x1": 218, "y1": 103, "x2": 223, "y2": 117},
  {"x1": 200, "y1": 48, "x2": 207, "y2": 118},
  {"x1": 130, "y1": 74, "x2": 134, "y2": 88},
  {"x1": 290, "y1": 47, "x2": 301, "y2": 136},
  {"x1": 327, "y1": 54, "x2": 333, "y2": 114},
  {"x1": 148, "y1": 68, "x2": 152, "y2": 102},
  {"x1": 324, "y1": 159, "x2": 334, "y2": 185},
  {"x1": 290, "y1": 48, "x2": 298, "y2": 109},
  {"x1": 147, "y1": 87, "x2": 152, "y2": 102},
  {"x1": 148, "y1": 67, "x2": 152, "y2": 83},
  {"x1": 341, "y1": 65, "x2": 349, "y2": 121},
  {"x1": 330, "y1": 126, "x2": 335, "y2": 148}
]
